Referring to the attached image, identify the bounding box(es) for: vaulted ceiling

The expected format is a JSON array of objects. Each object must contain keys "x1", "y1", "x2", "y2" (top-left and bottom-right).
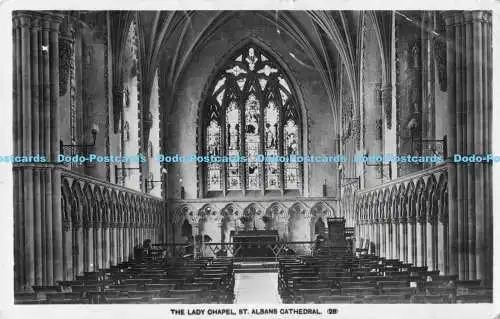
[{"x1": 109, "y1": 11, "x2": 391, "y2": 131}]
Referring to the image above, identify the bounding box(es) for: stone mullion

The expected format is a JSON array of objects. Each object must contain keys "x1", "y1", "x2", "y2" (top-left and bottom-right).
[
  {"x1": 240, "y1": 91, "x2": 246, "y2": 196},
  {"x1": 221, "y1": 96, "x2": 228, "y2": 196},
  {"x1": 259, "y1": 91, "x2": 265, "y2": 195},
  {"x1": 279, "y1": 96, "x2": 285, "y2": 195}
]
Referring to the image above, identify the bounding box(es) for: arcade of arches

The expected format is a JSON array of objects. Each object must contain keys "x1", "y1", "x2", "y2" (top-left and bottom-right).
[{"x1": 12, "y1": 10, "x2": 492, "y2": 293}]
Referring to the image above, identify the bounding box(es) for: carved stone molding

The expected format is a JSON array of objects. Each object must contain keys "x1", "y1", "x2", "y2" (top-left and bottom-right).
[
  {"x1": 58, "y1": 19, "x2": 74, "y2": 97},
  {"x1": 63, "y1": 219, "x2": 71, "y2": 232},
  {"x1": 381, "y1": 84, "x2": 392, "y2": 129}
]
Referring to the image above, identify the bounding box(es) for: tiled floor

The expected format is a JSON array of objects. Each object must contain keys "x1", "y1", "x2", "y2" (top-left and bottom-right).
[{"x1": 233, "y1": 272, "x2": 282, "y2": 304}]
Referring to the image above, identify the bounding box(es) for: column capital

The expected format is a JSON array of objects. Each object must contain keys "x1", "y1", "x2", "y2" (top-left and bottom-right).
[
  {"x1": 442, "y1": 11, "x2": 463, "y2": 26},
  {"x1": 427, "y1": 214, "x2": 438, "y2": 225},
  {"x1": 63, "y1": 219, "x2": 71, "y2": 232},
  {"x1": 408, "y1": 216, "x2": 416, "y2": 224},
  {"x1": 72, "y1": 220, "x2": 81, "y2": 230},
  {"x1": 439, "y1": 213, "x2": 449, "y2": 225},
  {"x1": 417, "y1": 214, "x2": 426, "y2": 225},
  {"x1": 464, "y1": 11, "x2": 492, "y2": 24}
]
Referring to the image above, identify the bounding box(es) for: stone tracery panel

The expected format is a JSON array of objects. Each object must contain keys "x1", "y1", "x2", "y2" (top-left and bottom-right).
[{"x1": 355, "y1": 165, "x2": 448, "y2": 272}]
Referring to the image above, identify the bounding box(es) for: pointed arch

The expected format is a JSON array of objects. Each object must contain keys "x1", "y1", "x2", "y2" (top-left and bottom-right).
[
  {"x1": 265, "y1": 202, "x2": 288, "y2": 219},
  {"x1": 62, "y1": 178, "x2": 72, "y2": 228},
  {"x1": 199, "y1": 39, "x2": 305, "y2": 196},
  {"x1": 174, "y1": 204, "x2": 197, "y2": 226}
]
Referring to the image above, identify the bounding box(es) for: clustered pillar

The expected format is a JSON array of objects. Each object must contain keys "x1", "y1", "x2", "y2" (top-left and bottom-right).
[
  {"x1": 445, "y1": 11, "x2": 492, "y2": 283},
  {"x1": 13, "y1": 12, "x2": 64, "y2": 292},
  {"x1": 354, "y1": 10, "x2": 491, "y2": 286},
  {"x1": 355, "y1": 169, "x2": 448, "y2": 274}
]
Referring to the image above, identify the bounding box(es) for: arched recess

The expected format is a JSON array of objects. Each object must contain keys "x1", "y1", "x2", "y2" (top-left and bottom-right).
[
  {"x1": 62, "y1": 179, "x2": 72, "y2": 231},
  {"x1": 265, "y1": 202, "x2": 288, "y2": 236},
  {"x1": 310, "y1": 202, "x2": 334, "y2": 240},
  {"x1": 82, "y1": 183, "x2": 94, "y2": 271},
  {"x1": 70, "y1": 181, "x2": 84, "y2": 277},
  {"x1": 61, "y1": 179, "x2": 71, "y2": 279},
  {"x1": 198, "y1": 38, "x2": 308, "y2": 197},
  {"x1": 173, "y1": 204, "x2": 199, "y2": 243},
  {"x1": 221, "y1": 203, "x2": 243, "y2": 244},
  {"x1": 288, "y1": 202, "x2": 309, "y2": 244},
  {"x1": 198, "y1": 204, "x2": 221, "y2": 256},
  {"x1": 242, "y1": 203, "x2": 265, "y2": 231}
]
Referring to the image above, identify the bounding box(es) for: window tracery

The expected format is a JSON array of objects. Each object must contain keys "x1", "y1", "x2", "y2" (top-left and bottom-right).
[{"x1": 203, "y1": 44, "x2": 302, "y2": 194}]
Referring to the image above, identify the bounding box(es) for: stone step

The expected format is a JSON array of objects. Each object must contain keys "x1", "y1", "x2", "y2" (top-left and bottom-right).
[{"x1": 235, "y1": 268, "x2": 278, "y2": 273}]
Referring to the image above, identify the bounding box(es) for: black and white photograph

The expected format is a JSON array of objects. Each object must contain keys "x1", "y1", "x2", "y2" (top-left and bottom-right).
[{"x1": 2, "y1": 2, "x2": 499, "y2": 318}]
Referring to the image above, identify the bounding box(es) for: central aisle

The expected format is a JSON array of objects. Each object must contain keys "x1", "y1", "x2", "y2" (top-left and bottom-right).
[{"x1": 233, "y1": 272, "x2": 282, "y2": 304}]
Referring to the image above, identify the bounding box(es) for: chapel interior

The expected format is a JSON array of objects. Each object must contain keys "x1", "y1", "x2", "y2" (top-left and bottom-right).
[{"x1": 12, "y1": 10, "x2": 493, "y2": 304}]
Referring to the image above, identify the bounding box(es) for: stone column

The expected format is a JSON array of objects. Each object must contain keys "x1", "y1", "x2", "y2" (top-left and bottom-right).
[
  {"x1": 77, "y1": 225, "x2": 84, "y2": 276},
  {"x1": 111, "y1": 222, "x2": 117, "y2": 265},
  {"x1": 118, "y1": 222, "x2": 124, "y2": 263},
  {"x1": 438, "y1": 212, "x2": 448, "y2": 275},
  {"x1": 392, "y1": 218, "x2": 399, "y2": 260},
  {"x1": 12, "y1": 11, "x2": 64, "y2": 291},
  {"x1": 399, "y1": 218, "x2": 407, "y2": 262},
  {"x1": 444, "y1": 11, "x2": 492, "y2": 282},
  {"x1": 62, "y1": 219, "x2": 72, "y2": 280},
  {"x1": 385, "y1": 218, "x2": 391, "y2": 258},
  {"x1": 49, "y1": 16, "x2": 64, "y2": 285},
  {"x1": 378, "y1": 219, "x2": 385, "y2": 257},
  {"x1": 124, "y1": 222, "x2": 130, "y2": 261},
  {"x1": 95, "y1": 220, "x2": 102, "y2": 270},
  {"x1": 416, "y1": 214, "x2": 426, "y2": 267},
  {"x1": 407, "y1": 216, "x2": 416, "y2": 264},
  {"x1": 426, "y1": 213, "x2": 437, "y2": 271},
  {"x1": 370, "y1": 220, "x2": 376, "y2": 254},
  {"x1": 442, "y1": 11, "x2": 458, "y2": 279}
]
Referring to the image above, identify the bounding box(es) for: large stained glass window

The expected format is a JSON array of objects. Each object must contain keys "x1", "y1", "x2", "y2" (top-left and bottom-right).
[{"x1": 203, "y1": 44, "x2": 302, "y2": 194}]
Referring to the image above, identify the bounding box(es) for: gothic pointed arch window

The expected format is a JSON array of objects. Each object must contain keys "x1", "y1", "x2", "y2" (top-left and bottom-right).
[{"x1": 202, "y1": 44, "x2": 303, "y2": 195}]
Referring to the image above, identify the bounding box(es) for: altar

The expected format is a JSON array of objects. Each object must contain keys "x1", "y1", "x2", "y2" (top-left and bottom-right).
[{"x1": 231, "y1": 230, "x2": 279, "y2": 257}]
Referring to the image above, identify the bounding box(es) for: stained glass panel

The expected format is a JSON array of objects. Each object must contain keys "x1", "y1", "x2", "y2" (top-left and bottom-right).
[
  {"x1": 213, "y1": 77, "x2": 226, "y2": 94},
  {"x1": 245, "y1": 93, "x2": 260, "y2": 190},
  {"x1": 204, "y1": 45, "x2": 302, "y2": 194},
  {"x1": 207, "y1": 119, "x2": 222, "y2": 190},
  {"x1": 265, "y1": 101, "x2": 279, "y2": 189},
  {"x1": 279, "y1": 76, "x2": 291, "y2": 93},
  {"x1": 216, "y1": 89, "x2": 225, "y2": 105},
  {"x1": 259, "y1": 79, "x2": 267, "y2": 90},
  {"x1": 226, "y1": 100, "x2": 241, "y2": 189},
  {"x1": 285, "y1": 119, "x2": 299, "y2": 189}
]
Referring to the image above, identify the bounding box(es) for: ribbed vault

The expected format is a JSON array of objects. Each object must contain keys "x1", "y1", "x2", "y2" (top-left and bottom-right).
[{"x1": 108, "y1": 11, "x2": 391, "y2": 140}]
